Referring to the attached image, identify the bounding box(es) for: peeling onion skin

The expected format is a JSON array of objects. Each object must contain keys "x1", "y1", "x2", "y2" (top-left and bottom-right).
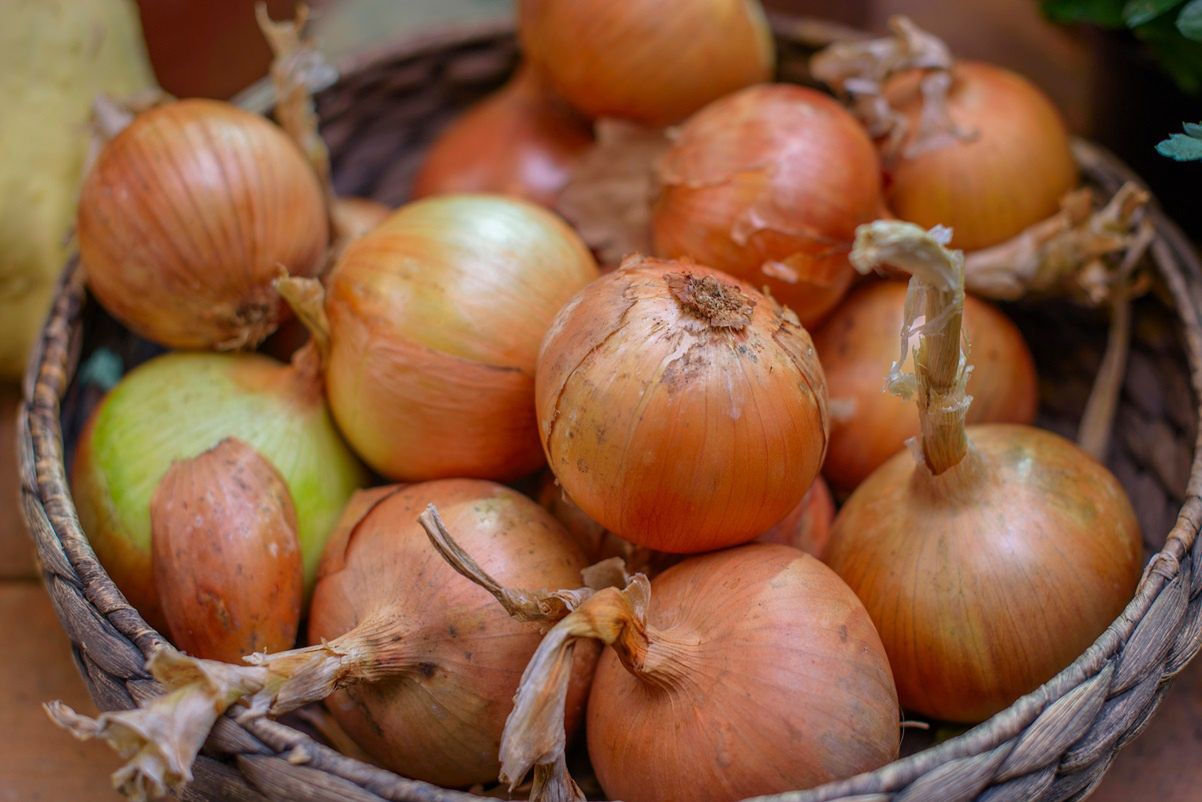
[
  {"x1": 814, "y1": 281, "x2": 1038, "y2": 492},
  {"x1": 311, "y1": 480, "x2": 596, "y2": 787},
  {"x1": 78, "y1": 99, "x2": 328, "y2": 350},
  {"x1": 652, "y1": 84, "x2": 883, "y2": 328},
  {"x1": 151, "y1": 438, "x2": 302, "y2": 663},
  {"x1": 536, "y1": 256, "x2": 829, "y2": 553},
  {"x1": 586, "y1": 544, "x2": 899, "y2": 802},
  {"x1": 518, "y1": 0, "x2": 774, "y2": 126},
  {"x1": 325, "y1": 194, "x2": 598, "y2": 481},
  {"x1": 826, "y1": 424, "x2": 1142, "y2": 723},
  {"x1": 411, "y1": 67, "x2": 593, "y2": 207},
  {"x1": 883, "y1": 61, "x2": 1078, "y2": 252}
]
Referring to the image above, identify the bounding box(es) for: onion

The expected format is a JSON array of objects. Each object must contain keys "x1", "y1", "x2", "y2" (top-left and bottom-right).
[
  {"x1": 652, "y1": 84, "x2": 883, "y2": 327},
  {"x1": 825, "y1": 221, "x2": 1142, "y2": 722},
  {"x1": 412, "y1": 67, "x2": 593, "y2": 207},
  {"x1": 72, "y1": 350, "x2": 367, "y2": 628},
  {"x1": 77, "y1": 98, "x2": 329, "y2": 350},
  {"x1": 50, "y1": 480, "x2": 598, "y2": 796},
  {"x1": 284, "y1": 194, "x2": 597, "y2": 481},
  {"x1": 518, "y1": 0, "x2": 773, "y2": 126},
  {"x1": 538, "y1": 472, "x2": 836, "y2": 565},
  {"x1": 814, "y1": 280, "x2": 1037, "y2": 492},
  {"x1": 331, "y1": 197, "x2": 390, "y2": 240},
  {"x1": 497, "y1": 545, "x2": 899, "y2": 802},
  {"x1": 757, "y1": 476, "x2": 835, "y2": 559},
  {"x1": 151, "y1": 438, "x2": 302, "y2": 663},
  {"x1": 882, "y1": 61, "x2": 1077, "y2": 252},
  {"x1": 537, "y1": 255, "x2": 829, "y2": 553}
]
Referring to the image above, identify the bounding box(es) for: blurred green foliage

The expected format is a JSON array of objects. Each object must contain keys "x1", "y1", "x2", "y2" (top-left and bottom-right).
[{"x1": 1042, "y1": 0, "x2": 1202, "y2": 91}]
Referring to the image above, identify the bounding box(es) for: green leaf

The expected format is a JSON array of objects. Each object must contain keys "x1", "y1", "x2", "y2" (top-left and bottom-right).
[
  {"x1": 1156, "y1": 124, "x2": 1202, "y2": 160},
  {"x1": 1124, "y1": 0, "x2": 1185, "y2": 27},
  {"x1": 1041, "y1": 0, "x2": 1128, "y2": 27},
  {"x1": 1134, "y1": 16, "x2": 1202, "y2": 91},
  {"x1": 1177, "y1": 0, "x2": 1202, "y2": 38}
]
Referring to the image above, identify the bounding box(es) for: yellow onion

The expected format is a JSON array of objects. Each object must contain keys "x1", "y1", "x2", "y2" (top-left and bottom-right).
[
  {"x1": 536, "y1": 255, "x2": 828, "y2": 553},
  {"x1": 50, "y1": 480, "x2": 599, "y2": 796},
  {"x1": 883, "y1": 61, "x2": 1078, "y2": 251},
  {"x1": 315, "y1": 194, "x2": 597, "y2": 480},
  {"x1": 826, "y1": 221, "x2": 1141, "y2": 722},
  {"x1": 498, "y1": 545, "x2": 899, "y2": 802},
  {"x1": 72, "y1": 351, "x2": 367, "y2": 628},
  {"x1": 814, "y1": 280, "x2": 1037, "y2": 492},
  {"x1": 652, "y1": 84, "x2": 883, "y2": 327},
  {"x1": 151, "y1": 438, "x2": 302, "y2": 663},
  {"x1": 411, "y1": 66, "x2": 593, "y2": 207},
  {"x1": 518, "y1": 0, "x2": 774, "y2": 125},
  {"x1": 78, "y1": 98, "x2": 328, "y2": 350}
]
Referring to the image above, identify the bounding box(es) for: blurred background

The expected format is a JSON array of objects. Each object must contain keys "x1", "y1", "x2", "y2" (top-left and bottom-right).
[{"x1": 1, "y1": 1, "x2": 1199, "y2": 801}]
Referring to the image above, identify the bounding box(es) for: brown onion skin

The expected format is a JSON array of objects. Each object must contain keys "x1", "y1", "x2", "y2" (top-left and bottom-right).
[
  {"x1": 757, "y1": 476, "x2": 835, "y2": 560},
  {"x1": 78, "y1": 98, "x2": 328, "y2": 350},
  {"x1": 826, "y1": 424, "x2": 1142, "y2": 723},
  {"x1": 311, "y1": 479, "x2": 596, "y2": 787},
  {"x1": 518, "y1": 0, "x2": 773, "y2": 126},
  {"x1": 882, "y1": 61, "x2": 1078, "y2": 252},
  {"x1": 411, "y1": 67, "x2": 593, "y2": 207},
  {"x1": 325, "y1": 194, "x2": 597, "y2": 480},
  {"x1": 151, "y1": 438, "x2": 302, "y2": 663},
  {"x1": 536, "y1": 256, "x2": 829, "y2": 553},
  {"x1": 814, "y1": 281, "x2": 1038, "y2": 492},
  {"x1": 587, "y1": 544, "x2": 899, "y2": 802},
  {"x1": 652, "y1": 84, "x2": 883, "y2": 328}
]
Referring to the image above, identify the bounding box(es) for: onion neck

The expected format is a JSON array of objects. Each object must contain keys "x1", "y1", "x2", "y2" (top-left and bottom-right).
[
  {"x1": 665, "y1": 271, "x2": 754, "y2": 330},
  {"x1": 851, "y1": 221, "x2": 971, "y2": 475},
  {"x1": 275, "y1": 275, "x2": 332, "y2": 370},
  {"x1": 500, "y1": 576, "x2": 703, "y2": 802}
]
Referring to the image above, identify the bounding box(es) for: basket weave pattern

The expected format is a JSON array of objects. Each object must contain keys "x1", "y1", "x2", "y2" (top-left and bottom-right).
[{"x1": 17, "y1": 17, "x2": 1202, "y2": 802}]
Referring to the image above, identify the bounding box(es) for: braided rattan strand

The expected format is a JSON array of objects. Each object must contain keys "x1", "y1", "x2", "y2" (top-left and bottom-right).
[{"x1": 17, "y1": 16, "x2": 1202, "y2": 802}]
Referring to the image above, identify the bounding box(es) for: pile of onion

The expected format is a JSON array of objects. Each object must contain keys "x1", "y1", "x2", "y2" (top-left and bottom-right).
[
  {"x1": 412, "y1": 66, "x2": 593, "y2": 207},
  {"x1": 825, "y1": 221, "x2": 1142, "y2": 722},
  {"x1": 282, "y1": 194, "x2": 598, "y2": 481},
  {"x1": 518, "y1": 0, "x2": 773, "y2": 125},
  {"x1": 652, "y1": 84, "x2": 883, "y2": 327},
  {"x1": 50, "y1": 480, "x2": 599, "y2": 797},
  {"x1": 492, "y1": 544, "x2": 899, "y2": 802},
  {"x1": 814, "y1": 280, "x2": 1038, "y2": 492},
  {"x1": 882, "y1": 61, "x2": 1078, "y2": 251},
  {"x1": 536, "y1": 255, "x2": 829, "y2": 553},
  {"x1": 72, "y1": 350, "x2": 367, "y2": 627},
  {"x1": 78, "y1": 98, "x2": 329, "y2": 350}
]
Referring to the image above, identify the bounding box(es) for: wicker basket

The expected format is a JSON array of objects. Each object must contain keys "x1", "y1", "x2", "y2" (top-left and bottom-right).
[{"x1": 17, "y1": 14, "x2": 1202, "y2": 802}]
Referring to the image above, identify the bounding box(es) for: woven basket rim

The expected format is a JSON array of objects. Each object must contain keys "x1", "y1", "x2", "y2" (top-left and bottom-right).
[{"x1": 16, "y1": 14, "x2": 1202, "y2": 802}]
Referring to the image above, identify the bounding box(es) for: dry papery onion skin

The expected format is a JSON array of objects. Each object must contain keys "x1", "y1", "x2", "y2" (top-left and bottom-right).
[
  {"x1": 825, "y1": 221, "x2": 1142, "y2": 722},
  {"x1": 309, "y1": 480, "x2": 599, "y2": 787},
  {"x1": 321, "y1": 194, "x2": 598, "y2": 481},
  {"x1": 814, "y1": 279, "x2": 1037, "y2": 492},
  {"x1": 151, "y1": 437, "x2": 302, "y2": 663},
  {"x1": 652, "y1": 83, "x2": 883, "y2": 328},
  {"x1": 72, "y1": 351, "x2": 367, "y2": 629},
  {"x1": 499, "y1": 543, "x2": 899, "y2": 802},
  {"x1": 883, "y1": 61, "x2": 1078, "y2": 252},
  {"x1": 78, "y1": 98, "x2": 329, "y2": 350},
  {"x1": 536, "y1": 255, "x2": 829, "y2": 553},
  {"x1": 411, "y1": 66, "x2": 593, "y2": 207},
  {"x1": 518, "y1": 0, "x2": 774, "y2": 126}
]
